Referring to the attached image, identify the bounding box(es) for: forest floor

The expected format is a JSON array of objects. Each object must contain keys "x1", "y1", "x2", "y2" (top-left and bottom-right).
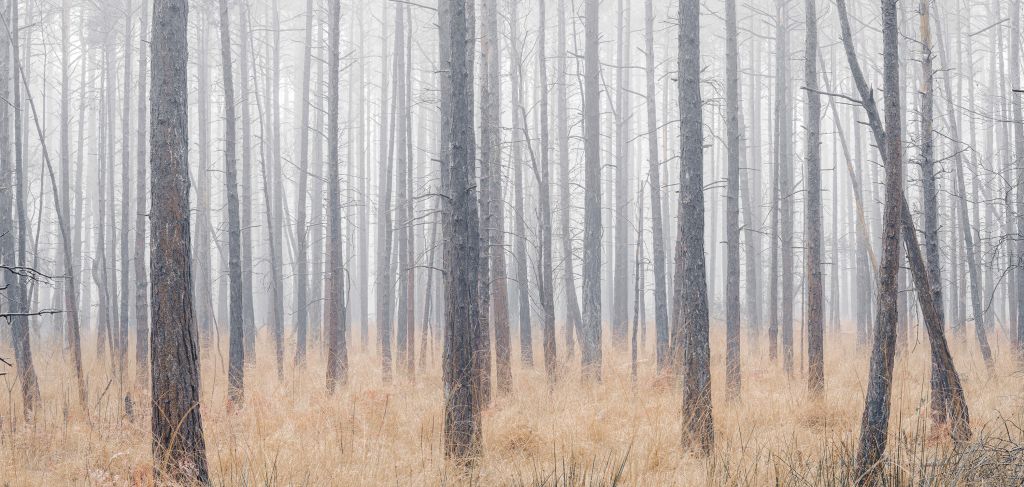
[{"x1": 1, "y1": 325, "x2": 1023, "y2": 485}]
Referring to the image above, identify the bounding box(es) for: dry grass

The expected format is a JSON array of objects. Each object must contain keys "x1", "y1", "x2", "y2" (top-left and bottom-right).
[{"x1": 1, "y1": 324, "x2": 1023, "y2": 485}]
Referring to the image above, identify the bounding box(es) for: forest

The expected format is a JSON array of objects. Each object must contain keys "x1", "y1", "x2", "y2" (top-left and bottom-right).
[{"x1": 1, "y1": 0, "x2": 1023, "y2": 484}]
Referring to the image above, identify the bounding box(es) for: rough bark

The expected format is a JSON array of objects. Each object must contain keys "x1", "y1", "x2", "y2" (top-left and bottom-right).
[
  {"x1": 675, "y1": 0, "x2": 713, "y2": 454},
  {"x1": 441, "y1": 0, "x2": 483, "y2": 459},
  {"x1": 149, "y1": 0, "x2": 209, "y2": 480}
]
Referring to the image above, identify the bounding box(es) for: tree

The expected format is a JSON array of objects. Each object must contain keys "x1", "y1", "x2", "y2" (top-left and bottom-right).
[
  {"x1": 325, "y1": 0, "x2": 348, "y2": 392},
  {"x1": 724, "y1": 0, "x2": 742, "y2": 396},
  {"x1": 675, "y1": 0, "x2": 713, "y2": 454},
  {"x1": 149, "y1": 0, "x2": 209, "y2": 480},
  {"x1": 854, "y1": 0, "x2": 903, "y2": 477},
  {"x1": 643, "y1": 0, "x2": 669, "y2": 373},
  {"x1": 134, "y1": 0, "x2": 151, "y2": 389},
  {"x1": 293, "y1": 0, "x2": 315, "y2": 366},
  {"x1": 581, "y1": 0, "x2": 602, "y2": 381},
  {"x1": 441, "y1": 0, "x2": 483, "y2": 459},
  {"x1": 218, "y1": 0, "x2": 245, "y2": 407},
  {"x1": 804, "y1": 0, "x2": 823, "y2": 393}
]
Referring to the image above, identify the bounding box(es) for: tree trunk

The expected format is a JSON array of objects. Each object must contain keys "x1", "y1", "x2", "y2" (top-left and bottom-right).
[
  {"x1": 581, "y1": 0, "x2": 602, "y2": 381},
  {"x1": 556, "y1": 0, "x2": 581, "y2": 359},
  {"x1": 441, "y1": 0, "x2": 483, "y2": 459},
  {"x1": 149, "y1": 0, "x2": 210, "y2": 480},
  {"x1": 536, "y1": 0, "x2": 556, "y2": 384},
  {"x1": 238, "y1": 0, "x2": 256, "y2": 361},
  {"x1": 804, "y1": 0, "x2": 823, "y2": 393},
  {"x1": 134, "y1": 0, "x2": 150, "y2": 390},
  {"x1": 724, "y1": 0, "x2": 741, "y2": 396},
  {"x1": 675, "y1": 0, "x2": 713, "y2": 454},
  {"x1": 612, "y1": 0, "x2": 630, "y2": 349},
  {"x1": 509, "y1": 0, "x2": 533, "y2": 368},
  {"x1": 644, "y1": 0, "x2": 669, "y2": 373},
  {"x1": 325, "y1": 0, "x2": 348, "y2": 393},
  {"x1": 218, "y1": 0, "x2": 245, "y2": 407},
  {"x1": 9, "y1": 0, "x2": 40, "y2": 416},
  {"x1": 854, "y1": 0, "x2": 903, "y2": 478},
  {"x1": 293, "y1": 0, "x2": 315, "y2": 366}
]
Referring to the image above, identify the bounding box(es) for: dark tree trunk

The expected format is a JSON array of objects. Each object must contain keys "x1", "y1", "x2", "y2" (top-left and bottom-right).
[
  {"x1": 440, "y1": 0, "x2": 483, "y2": 460},
  {"x1": 854, "y1": 0, "x2": 903, "y2": 478},
  {"x1": 675, "y1": 0, "x2": 713, "y2": 454},
  {"x1": 149, "y1": 0, "x2": 209, "y2": 480}
]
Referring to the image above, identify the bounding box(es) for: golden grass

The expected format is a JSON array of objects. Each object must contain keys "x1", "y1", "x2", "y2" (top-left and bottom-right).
[{"x1": 1, "y1": 324, "x2": 1022, "y2": 485}]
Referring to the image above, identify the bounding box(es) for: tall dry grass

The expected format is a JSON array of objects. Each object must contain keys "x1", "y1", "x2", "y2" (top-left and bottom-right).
[{"x1": 1, "y1": 324, "x2": 1022, "y2": 485}]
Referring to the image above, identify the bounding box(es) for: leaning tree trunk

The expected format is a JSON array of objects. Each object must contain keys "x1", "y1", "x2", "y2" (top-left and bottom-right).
[
  {"x1": 835, "y1": 0, "x2": 972, "y2": 446},
  {"x1": 149, "y1": 0, "x2": 210, "y2": 481},
  {"x1": 676, "y1": 0, "x2": 713, "y2": 455}
]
